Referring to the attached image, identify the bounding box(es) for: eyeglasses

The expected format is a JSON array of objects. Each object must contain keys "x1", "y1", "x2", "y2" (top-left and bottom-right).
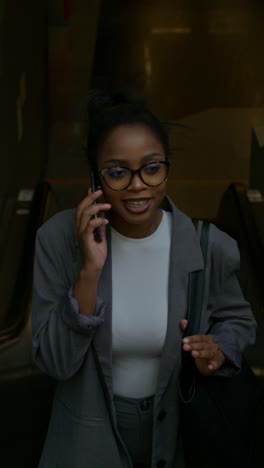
[{"x1": 98, "y1": 161, "x2": 170, "y2": 191}]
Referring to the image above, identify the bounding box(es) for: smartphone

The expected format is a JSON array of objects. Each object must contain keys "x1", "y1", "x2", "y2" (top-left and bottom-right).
[{"x1": 90, "y1": 169, "x2": 102, "y2": 242}]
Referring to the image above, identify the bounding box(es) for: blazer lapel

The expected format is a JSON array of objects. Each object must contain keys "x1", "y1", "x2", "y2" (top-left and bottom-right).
[{"x1": 154, "y1": 198, "x2": 204, "y2": 408}]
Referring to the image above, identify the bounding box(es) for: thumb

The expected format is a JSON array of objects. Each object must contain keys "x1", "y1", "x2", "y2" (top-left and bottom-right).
[{"x1": 181, "y1": 319, "x2": 188, "y2": 331}]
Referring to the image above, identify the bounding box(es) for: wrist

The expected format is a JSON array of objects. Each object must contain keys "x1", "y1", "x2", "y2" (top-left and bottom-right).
[
  {"x1": 80, "y1": 266, "x2": 101, "y2": 282},
  {"x1": 73, "y1": 268, "x2": 99, "y2": 316}
]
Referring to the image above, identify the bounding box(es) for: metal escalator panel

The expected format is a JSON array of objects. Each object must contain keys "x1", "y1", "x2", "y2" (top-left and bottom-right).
[
  {"x1": 249, "y1": 195, "x2": 264, "y2": 253},
  {"x1": 0, "y1": 182, "x2": 55, "y2": 468},
  {"x1": 0, "y1": 192, "x2": 32, "y2": 334},
  {"x1": 0, "y1": 182, "x2": 50, "y2": 345},
  {"x1": 217, "y1": 183, "x2": 264, "y2": 374},
  {"x1": 217, "y1": 183, "x2": 264, "y2": 312}
]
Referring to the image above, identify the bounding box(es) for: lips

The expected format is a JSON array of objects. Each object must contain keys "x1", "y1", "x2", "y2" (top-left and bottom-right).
[{"x1": 123, "y1": 198, "x2": 152, "y2": 214}]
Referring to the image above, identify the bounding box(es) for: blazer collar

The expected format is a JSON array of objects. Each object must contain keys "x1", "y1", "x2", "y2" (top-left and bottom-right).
[{"x1": 161, "y1": 195, "x2": 204, "y2": 273}]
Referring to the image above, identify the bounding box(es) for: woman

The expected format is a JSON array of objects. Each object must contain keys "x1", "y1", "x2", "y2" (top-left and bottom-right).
[{"x1": 32, "y1": 89, "x2": 256, "y2": 468}]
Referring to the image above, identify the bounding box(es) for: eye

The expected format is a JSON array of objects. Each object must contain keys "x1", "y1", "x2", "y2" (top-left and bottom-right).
[
  {"x1": 142, "y1": 162, "x2": 161, "y2": 175},
  {"x1": 107, "y1": 167, "x2": 130, "y2": 179}
]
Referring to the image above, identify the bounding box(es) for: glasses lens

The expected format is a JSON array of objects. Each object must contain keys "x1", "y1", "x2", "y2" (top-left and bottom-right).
[
  {"x1": 141, "y1": 162, "x2": 168, "y2": 186},
  {"x1": 103, "y1": 167, "x2": 131, "y2": 190}
]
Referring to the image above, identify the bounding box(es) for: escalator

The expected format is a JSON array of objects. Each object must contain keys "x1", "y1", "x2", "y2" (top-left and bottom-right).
[
  {"x1": 217, "y1": 182, "x2": 264, "y2": 466},
  {"x1": 217, "y1": 183, "x2": 264, "y2": 318},
  {"x1": 0, "y1": 179, "x2": 93, "y2": 467},
  {"x1": 0, "y1": 182, "x2": 56, "y2": 468},
  {"x1": 217, "y1": 183, "x2": 264, "y2": 372}
]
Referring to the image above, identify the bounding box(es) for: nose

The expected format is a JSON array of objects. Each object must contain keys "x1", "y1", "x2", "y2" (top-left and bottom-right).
[{"x1": 127, "y1": 171, "x2": 147, "y2": 191}]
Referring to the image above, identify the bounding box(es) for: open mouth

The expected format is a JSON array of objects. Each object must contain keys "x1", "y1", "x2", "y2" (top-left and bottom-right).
[{"x1": 123, "y1": 198, "x2": 152, "y2": 213}]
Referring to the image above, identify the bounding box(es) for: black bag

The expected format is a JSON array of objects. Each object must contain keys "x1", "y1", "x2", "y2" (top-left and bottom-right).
[{"x1": 179, "y1": 221, "x2": 257, "y2": 468}]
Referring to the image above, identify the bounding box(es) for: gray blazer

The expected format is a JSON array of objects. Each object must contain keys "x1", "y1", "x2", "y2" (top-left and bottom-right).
[{"x1": 32, "y1": 197, "x2": 256, "y2": 468}]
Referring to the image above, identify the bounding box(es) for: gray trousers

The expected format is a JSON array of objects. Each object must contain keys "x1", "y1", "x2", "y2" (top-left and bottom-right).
[{"x1": 113, "y1": 394, "x2": 154, "y2": 468}]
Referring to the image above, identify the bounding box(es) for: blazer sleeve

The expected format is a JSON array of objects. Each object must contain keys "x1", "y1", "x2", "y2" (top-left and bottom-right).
[
  {"x1": 32, "y1": 227, "x2": 105, "y2": 381},
  {"x1": 206, "y1": 225, "x2": 257, "y2": 375}
]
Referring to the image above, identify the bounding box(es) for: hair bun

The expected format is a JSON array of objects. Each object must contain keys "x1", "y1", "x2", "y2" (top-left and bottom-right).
[
  {"x1": 110, "y1": 87, "x2": 147, "y2": 108},
  {"x1": 80, "y1": 89, "x2": 112, "y2": 121},
  {"x1": 81, "y1": 86, "x2": 147, "y2": 121}
]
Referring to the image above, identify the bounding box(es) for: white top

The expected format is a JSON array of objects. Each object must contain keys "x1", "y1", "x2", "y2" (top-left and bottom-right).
[{"x1": 111, "y1": 210, "x2": 172, "y2": 398}]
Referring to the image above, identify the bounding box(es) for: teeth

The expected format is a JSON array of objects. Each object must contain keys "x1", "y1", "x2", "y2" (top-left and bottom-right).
[{"x1": 126, "y1": 200, "x2": 149, "y2": 206}]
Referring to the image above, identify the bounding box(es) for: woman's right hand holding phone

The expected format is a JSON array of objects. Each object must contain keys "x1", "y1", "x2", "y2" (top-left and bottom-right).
[
  {"x1": 76, "y1": 189, "x2": 111, "y2": 275},
  {"x1": 74, "y1": 189, "x2": 111, "y2": 316}
]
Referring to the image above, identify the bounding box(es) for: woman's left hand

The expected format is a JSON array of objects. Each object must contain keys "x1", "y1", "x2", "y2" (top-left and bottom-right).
[{"x1": 181, "y1": 320, "x2": 226, "y2": 376}]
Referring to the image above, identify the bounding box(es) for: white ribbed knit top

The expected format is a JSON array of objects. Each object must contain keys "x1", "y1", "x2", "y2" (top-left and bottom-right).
[{"x1": 111, "y1": 210, "x2": 172, "y2": 398}]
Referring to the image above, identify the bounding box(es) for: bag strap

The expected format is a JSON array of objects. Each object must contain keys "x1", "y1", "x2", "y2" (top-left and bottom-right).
[
  {"x1": 180, "y1": 220, "x2": 210, "y2": 401},
  {"x1": 183, "y1": 220, "x2": 210, "y2": 338}
]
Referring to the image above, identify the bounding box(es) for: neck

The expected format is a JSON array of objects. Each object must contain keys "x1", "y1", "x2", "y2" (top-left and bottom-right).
[{"x1": 110, "y1": 209, "x2": 163, "y2": 239}]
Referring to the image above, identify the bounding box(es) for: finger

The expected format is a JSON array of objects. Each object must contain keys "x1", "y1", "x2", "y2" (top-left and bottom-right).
[
  {"x1": 182, "y1": 343, "x2": 216, "y2": 354},
  {"x1": 81, "y1": 217, "x2": 109, "y2": 240},
  {"x1": 82, "y1": 203, "x2": 111, "y2": 218},
  {"x1": 183, "y1": 342, "x2": 215, "y2": 352},
  {"x1": 98, "y1": 217, "x2": 108, "y2": 241},
  {"x1": 193, "y1": 358, "x2": 217, "y2": 376},
  {"x1": 182, "y1": 334, "x2": 213, "y2": 345},
  {"x1": 191, "y1": 349, "x2": 217, "y2": 360},
  {"x1": 78, "y1": 204, "x2": 111, "y2": 233},
  {"x1": 76, "y1": 190, "x2": 103, "y2": 221},
  {"x1": 83, "y1": 216, "x2": 109, "y2": 231},
  {"x1": 208, "y1": 362, "x2": 217, "y2": 372},
  {"x1": 208, "y1": 350, "x2": 225, "y2": 370},
  {"x1": 181, "y1": 319, "x2": 188, "y2": 331}
]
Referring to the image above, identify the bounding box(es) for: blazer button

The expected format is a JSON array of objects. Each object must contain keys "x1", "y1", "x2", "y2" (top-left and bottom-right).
[
  {"x1": 157, "y1": 460, "x2": 166, "y2": 468},
  {"x1": 157, "y1": 410, "x2": 167, "y2": 421}
]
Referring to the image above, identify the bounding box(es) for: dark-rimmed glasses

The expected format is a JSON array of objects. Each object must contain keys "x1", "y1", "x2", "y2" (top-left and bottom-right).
[{"x1": 98, "y1": 161, "x2": 170, "y2": 191}]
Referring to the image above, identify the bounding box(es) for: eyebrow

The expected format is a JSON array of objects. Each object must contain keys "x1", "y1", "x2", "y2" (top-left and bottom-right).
[{"x1": 104, "y1": 153, "x2": 162, "y2": 164}]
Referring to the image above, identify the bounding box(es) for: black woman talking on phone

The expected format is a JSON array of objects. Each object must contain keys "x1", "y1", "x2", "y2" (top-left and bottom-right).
[{"x1": 32, "y1": 88, "x2": 256, "y2": 468}]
